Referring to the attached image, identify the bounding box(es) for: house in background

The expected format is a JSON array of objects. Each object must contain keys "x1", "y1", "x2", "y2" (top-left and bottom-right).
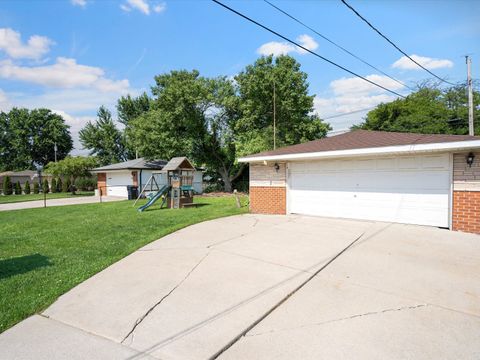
[
  {"x1": 239, "y1": 130, "x2": 480, "y2": 235},
  {"x1": 91, "y1": 158, "x2": 203, "y2": 198},
  {"x1": 0, "y1": 170, "x2": 53, "y2": 189}
]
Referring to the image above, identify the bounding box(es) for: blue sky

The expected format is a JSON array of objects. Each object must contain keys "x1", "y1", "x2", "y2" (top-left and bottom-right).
[{"x1": 1, "y1": 0, "x2": 479, "y2": 154}]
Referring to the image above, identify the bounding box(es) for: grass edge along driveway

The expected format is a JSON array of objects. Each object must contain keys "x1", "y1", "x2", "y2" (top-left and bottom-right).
[
  {"x1": 0, "y1": 192, "x2": 95, "y2": 204},
  {"x1": 0, "y1": 195, "x2": 248, "y2": 333}
]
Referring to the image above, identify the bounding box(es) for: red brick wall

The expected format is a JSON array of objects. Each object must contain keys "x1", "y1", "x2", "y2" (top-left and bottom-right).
[
  {"x1": 250, "y1": 186, "x2": 286, "y2": 215},
  {"x1": 452, "y1": 191, "x2": 480, "y2": 234}
]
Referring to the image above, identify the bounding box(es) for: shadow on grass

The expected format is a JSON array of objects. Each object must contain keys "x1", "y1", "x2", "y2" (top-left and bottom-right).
[{"x1": 0, "y1": 254, "x2": 52, "y2": 280}]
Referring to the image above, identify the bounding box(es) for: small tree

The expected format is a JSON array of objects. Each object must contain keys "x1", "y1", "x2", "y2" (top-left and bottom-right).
[
  {"x1": 45, "y1": 156, "x2": 98, "y2": 194},
  {"x1": 62, "y1": 178, "x2": 70, "y2": 193},
  {"x1": 3, "y1": 176, "x2": 13, "y2": 195},
  {"x1": 14, "y1": 181, "x2": 22, "y2": 195},
  {"x1": 33, "y1": 181, "x2": 39, "y2": 194},
  {"x1": 42, "y1": 179, "x2": 49, "y2": 194},
  {"x1": 51, "y1": 178, "x2": 57, "y2": 193},
  {"x1": 24, "y1": 180, "x2": 31, "y2": 194},
  {"x1": 56, "y1": 178, "x2": 63, "y2": 193}
]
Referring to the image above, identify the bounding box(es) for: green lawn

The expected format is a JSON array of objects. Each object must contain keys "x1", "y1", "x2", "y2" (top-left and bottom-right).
[
  {"x1": 0, "y1": 191, "x2": 94, "y2": 204},
  {"x1": 0, "y1": 195, "x2": 248, "y2": 333}
]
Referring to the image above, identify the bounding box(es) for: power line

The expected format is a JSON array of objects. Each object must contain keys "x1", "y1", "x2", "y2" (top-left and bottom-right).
[
  {"x1": 212, "y1": 0, "x2": 406, "y2": 99},
  {"x1": 340, "y1": 0, "x2": 456, "y2": 86},
  {"x1": 322, "y1": 106, "x2": 377, "y2": 120},
  {"x1": 263, "y1": 0, "x2": 414, "y2": 92}
]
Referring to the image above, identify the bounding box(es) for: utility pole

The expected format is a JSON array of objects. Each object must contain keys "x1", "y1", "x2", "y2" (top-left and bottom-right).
[
  {"x1": 466, "y1": 55, "x2": 474, "y2": 136},
  {"x1": 54, "y1": 142, "x2": 58, "y2": 162},
  {"x1": 273, "y1": 81, "x2": 276, "y2": 150}
]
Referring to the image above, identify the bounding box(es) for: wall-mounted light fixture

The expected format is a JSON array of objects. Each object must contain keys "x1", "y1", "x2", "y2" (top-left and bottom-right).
[
  {"x1": 274, "y1": 162, "x2": 280, "y2": 172},
  {"x1": 467, "y1": 152, "x2": 475, "y2": 168}
]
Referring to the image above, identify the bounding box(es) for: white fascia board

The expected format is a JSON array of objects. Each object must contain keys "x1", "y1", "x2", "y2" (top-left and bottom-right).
[{"x1": 238, "y1": 140, "x2": 480, "y2": 163}]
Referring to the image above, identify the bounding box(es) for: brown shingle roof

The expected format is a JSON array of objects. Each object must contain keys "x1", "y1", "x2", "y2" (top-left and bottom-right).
[{"x1": 243, "y1": 130, "x2": 480, "y2": 158}]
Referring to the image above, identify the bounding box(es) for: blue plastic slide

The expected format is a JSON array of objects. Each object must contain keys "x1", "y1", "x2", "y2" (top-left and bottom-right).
[{"x1": 137, "y1": 185, "x2": 170, "y2": 212}]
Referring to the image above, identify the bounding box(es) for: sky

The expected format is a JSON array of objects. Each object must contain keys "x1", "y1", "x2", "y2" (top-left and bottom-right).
[{"x1": 0, "y1": 0, "x2": 479, "y2": 154}]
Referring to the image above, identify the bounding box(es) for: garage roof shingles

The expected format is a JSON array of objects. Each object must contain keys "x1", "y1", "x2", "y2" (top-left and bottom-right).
[{"x1": 244, "y1": 130, "x2": 480, "y2": 158}]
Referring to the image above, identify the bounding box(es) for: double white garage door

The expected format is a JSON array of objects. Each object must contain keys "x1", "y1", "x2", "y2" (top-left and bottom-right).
[{"x1": 288, "y1": 154, "x2": 451, "y2": 227}]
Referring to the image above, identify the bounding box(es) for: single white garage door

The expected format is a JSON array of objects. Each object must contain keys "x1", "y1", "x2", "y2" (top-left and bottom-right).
[{"x1": 288, "y1": 154, "x2": 451, "y2": 227}]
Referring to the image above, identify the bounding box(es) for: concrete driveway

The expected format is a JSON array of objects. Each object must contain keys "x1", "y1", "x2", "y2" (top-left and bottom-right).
[
  {"x1": 1, "y1": 214, "x2": 479, "y2": 359},
  {"x1": 0, "y1": 195, "x2": 124, "y2": 211}
]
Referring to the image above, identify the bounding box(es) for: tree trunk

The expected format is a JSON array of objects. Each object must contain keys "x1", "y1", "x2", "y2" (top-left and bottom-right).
[{"x1": 219, "y1": 169, "x2": 233, "y2": 193}]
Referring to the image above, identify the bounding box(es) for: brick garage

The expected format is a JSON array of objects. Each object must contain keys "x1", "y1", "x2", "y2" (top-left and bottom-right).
[
  {"x1": 249, "y1": 162, "x2": 286, "y2": 215},
  {"x1": 453, "y1": 152, "x2": 480, "y2": 233},
  {"x1": 240, "y1": 130, "x2": 480, "y2": 235}
]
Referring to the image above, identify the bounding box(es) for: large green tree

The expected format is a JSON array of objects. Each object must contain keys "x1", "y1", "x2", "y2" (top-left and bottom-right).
[
  {"x1": 235, "y1": 55, "x2": 330, "y2": 156},
  {"x1": 355, "y1": 84, "x2": 480, "y2": 134},
  {"x1": 128, "y1": 56, "x2": 330, "y2": 191},
  {"x1": 0, "y1": 108, "x2": 73, "y2": 171},
  {"x1": 79, "y1": 106, "x2": 127, "y2": 166}
]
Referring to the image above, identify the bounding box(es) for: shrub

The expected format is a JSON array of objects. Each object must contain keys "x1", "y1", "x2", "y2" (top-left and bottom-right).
[
  {"x1": 24, "y1": 181, "x2": 31, "y2": 194},
  {"x1": 56, "y1": 178, "x2": 62, "y2": 192},
  {"x1": 33, "y1": 181, "x2": 39, "y2": 194},
  {"x1": 14, "y1": 181, "x2": 22, "y2": 195},
  {"x1": 62, "y1": 178, "x2": 71, "y2": 193},
  {"x1": 203, "y1": 183, "x2": 223, "y2": 193},
  {"x1": 51, "y1": 178, "x2": 57, "y2": 193},
  {"x1": 75, "y1": 177, "x2": 96, "y2": 191},
  {"x1": 2, "y1": 176, "x2": 13, "y2": 195},
  {"x1": 42, "y1": 179, "x2": 49, "y2": 194}
]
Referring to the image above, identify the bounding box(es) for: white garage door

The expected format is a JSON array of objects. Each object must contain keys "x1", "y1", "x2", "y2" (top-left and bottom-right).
[{"x1": 288, "y1": 154, "x2": 451, "y2": 227}]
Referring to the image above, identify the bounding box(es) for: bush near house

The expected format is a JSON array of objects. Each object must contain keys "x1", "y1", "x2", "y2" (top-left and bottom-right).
[
  {"x1": 24, "y1": 181, "x2": 31, "y2": 194},
  {"x1": 42, "y1": 179, "x2": 49, "y2": 194},
  {"x1": 56, "y1": 178, "x2": 63, "y2": 193},
  {"x1": 2, "y1": 176, "x2": 13, "y2": 195},
  {"x1": 75, "y1": 177, "x2": 96, "y2": 191},
  {"x1": 62, "y1": 178, "x2": 71, "y2": 193},
  {"x1": 51, "y1": 178, "x2": 57, "y2": 193},
  {"x1": 14, "y1": 181, "x2": 22, "y2": 195},
  {"x1": 33, "y1": 181, "x2": 39, "y2": 194}
]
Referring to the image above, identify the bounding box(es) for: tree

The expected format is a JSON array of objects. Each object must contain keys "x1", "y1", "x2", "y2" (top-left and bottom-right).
[
  {"x1": 45, "y1": 156, "x2": 98, "y2": 194},
  {"x1": 14, "y1": 181, "x2": 22, "y2": 195},
  {"x1": 42, "y1": 179, "x2": 49, "y2": 194},
  {"x1": 235, "y1": 55, "x2": 330, "y2": 156},
  {"x1": 24, "y1": 180, "x2": 31, "y2": 194},
  {"x1": 51, "y1": 178, "x2": 57, "y2": 193},
  {"x1": 79, "y1": 107, "x2": 127, "y2": 166},
  {"x1": 33, "y1": 181, "x2": 39, "y2": 194},
  {"x1": 128, "y1": 57, "x2": 330, "y2": 191},
  {"x1": 0, "y1": 108, "x2": 73, "y2": 171},
  {"x1": 62, "y1": 178, "x2": 70, "y2": 193},
  {"x1": 56, "y1": 178, "x2": 62, "y2": 193},
  {"x1": 354, "y1": 83, "x2": 480, "y2": 135},
  {"x1": 3, "y1": 176, "x2": 12, "y2": 195}
]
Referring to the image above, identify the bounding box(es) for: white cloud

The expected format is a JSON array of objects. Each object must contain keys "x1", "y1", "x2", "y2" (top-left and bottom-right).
[
  {"x1": 71, "y1": 0, "x2": 87, "y2": 7},
  {"x1": 0, "y1": 57, "x2": 130, "y2": 93},
  {"x1": 392, "y1": 54, "x2": 454, "y2": 70},
  {"x1": 314, "y1": 74, "x2": 406, "y2": 130},
  {"x1": 153, "y1": 2, "x2": 166, "y2": 13},
  {"x1": 330, "y1": 74, "x2": 404, "y2": 96},
  {"x1": 257, "y1": 34, "x2": 318, "y2": 56},
  {"x1": 121, "y1": 0, "x2": 165, "y2": 15},
  {"x1": 0, "y1": 28, "x2": 54, "y2": 60}
]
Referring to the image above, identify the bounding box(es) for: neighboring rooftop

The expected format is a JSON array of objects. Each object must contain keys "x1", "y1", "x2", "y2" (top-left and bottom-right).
[
  {"x1": 0, "y1": 170, "x2": 38, "y2": 177},
  {"x1": 92, "y1": 158, "x2": 168, "y2": 172},
  {"x1": 241, "y1": 130, "x2": 480, "y2": 159}
]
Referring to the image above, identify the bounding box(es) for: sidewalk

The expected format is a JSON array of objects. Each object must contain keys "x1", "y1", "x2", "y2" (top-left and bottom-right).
[{"x1": 0, "y1": 196, "x2": 124, "y2": 211}]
